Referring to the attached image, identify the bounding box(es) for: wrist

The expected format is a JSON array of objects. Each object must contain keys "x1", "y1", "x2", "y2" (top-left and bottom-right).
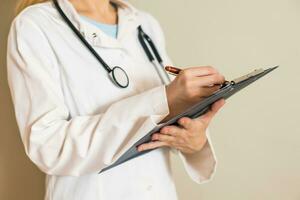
[{"x1": 165, "y1": 84, "x2": 176, "y2": 110}]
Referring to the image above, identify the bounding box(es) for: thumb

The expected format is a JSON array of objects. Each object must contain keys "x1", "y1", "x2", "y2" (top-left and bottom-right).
[{"x1": 198, "y1": 99, "x2": 225, "y2": 125}]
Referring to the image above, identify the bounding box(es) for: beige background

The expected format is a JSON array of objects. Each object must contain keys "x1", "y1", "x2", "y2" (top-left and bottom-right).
[{"x1": 1, "y1": 0, "x2": 300, "y2": 199}]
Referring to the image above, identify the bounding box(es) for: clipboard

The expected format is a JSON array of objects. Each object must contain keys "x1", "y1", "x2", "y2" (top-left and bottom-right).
[{"x1": 99, "y1": 66, "x2": 278, "y2": 173}]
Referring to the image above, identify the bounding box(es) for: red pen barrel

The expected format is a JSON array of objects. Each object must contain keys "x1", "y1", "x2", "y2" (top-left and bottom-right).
[{"x1": 165, "y1": 66, "x2": 181, "y2": 75}]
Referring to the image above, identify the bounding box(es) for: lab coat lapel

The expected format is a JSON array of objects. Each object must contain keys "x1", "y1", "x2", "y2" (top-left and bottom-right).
[
  {"x1": 116, "y1": 2, "x2": 140, "y2": 42},
  {"x1": 57, "y1": 0, "x2": 85, "y2": 34}
]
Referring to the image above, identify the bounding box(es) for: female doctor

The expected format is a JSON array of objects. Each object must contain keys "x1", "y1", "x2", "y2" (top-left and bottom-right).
[{"x1": 7, "y1": 0, "x2": 226, "y2": 199}]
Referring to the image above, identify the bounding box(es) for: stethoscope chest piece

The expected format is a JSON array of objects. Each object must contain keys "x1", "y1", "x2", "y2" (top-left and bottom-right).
[{"x1": 109, "y1": 66, "x2": 129, "y2": 88}]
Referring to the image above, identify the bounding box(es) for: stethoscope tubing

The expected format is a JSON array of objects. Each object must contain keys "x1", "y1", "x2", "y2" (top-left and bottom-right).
[
  {"x1": 53, "y1": 0, "x2": 170, "y2": 87},
  {"x1": 53, "y1": 0, "x2": 112, "y2": 73},
  {"x1": 138, "y1": 26, "x2": 171, "y2": 84}
]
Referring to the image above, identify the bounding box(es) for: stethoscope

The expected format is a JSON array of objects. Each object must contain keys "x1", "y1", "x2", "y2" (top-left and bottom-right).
[{"x1": 53, "y1": 0, "x2": 171, "y2": 88}]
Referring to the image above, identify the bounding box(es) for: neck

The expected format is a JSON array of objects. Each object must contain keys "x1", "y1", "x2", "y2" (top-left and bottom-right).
[{"x1": 69, "y1": 0, "x2": 118, "y2": 24}]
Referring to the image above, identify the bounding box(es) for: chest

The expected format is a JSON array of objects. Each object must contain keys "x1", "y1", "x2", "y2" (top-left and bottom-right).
[{"x1": 44, "y1": 23, "x2": 163, "y2": 116}]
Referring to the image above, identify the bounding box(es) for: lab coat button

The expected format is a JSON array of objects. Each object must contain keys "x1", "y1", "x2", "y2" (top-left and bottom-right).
[
  {"x1": 146, "y1": 185, "x2": 152, "y2": 191},
  {"x1": 92, "y1": 33, "x2": 98, "y2": 38}
]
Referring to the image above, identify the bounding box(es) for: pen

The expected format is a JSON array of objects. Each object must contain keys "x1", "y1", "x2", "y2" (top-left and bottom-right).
[
  {"x1": 165, "y1": 66, "x2": 229, "y2": 88},
  {"x1": 165, "y1": 66, "x2": 182, "y2": 76}
]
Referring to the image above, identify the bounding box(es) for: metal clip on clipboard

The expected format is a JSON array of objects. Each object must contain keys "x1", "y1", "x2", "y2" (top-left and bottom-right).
[
  {"x1": 219, "y1": 68, "x2": 266, "y2": 91},
  {"x1": 232, "y1": 68, "x2": 264, "y2": 84}
]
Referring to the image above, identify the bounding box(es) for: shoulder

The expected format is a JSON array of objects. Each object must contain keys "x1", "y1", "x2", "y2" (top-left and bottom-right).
[
  {"x1": 138, "y1": 10, "x2": 160, "y2": 27},
  {"x1": 120, "y1": 1, "x2": 165, "y2": 37},
  {"x1": 138, "y1": 10, "x2": 164, "y2": 33},
  {"x1": 135, "y1": 9, "x2": 167, "y2": 45},
  {"x1": 15, "y1": 1, "x2": 57, "y2": 21},
  {"x1": 10, "y1": 2, "x2": 58, "y2": 33},
  {"x1": 7, "y1": 2, "x2": 58, "y2": 58}
]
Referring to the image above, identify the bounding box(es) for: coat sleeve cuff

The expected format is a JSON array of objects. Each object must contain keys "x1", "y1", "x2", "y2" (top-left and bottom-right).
[
  {"x1": 175, "y1": 128, "x2": 217, "y2": 184},
  {"x1": 149, "y1": 84, "x2": 170, "y2": 125}
]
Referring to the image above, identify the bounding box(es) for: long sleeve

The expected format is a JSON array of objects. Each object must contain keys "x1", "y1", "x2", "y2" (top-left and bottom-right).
[
  {"x1": 144, "y1": 13, "x2": 218, "y2": 184},
  {"x1": 175, "y1": 129, "x2": 217, "y2": 184},
  {"x1": 7, "y1": 15, "x2": 170, "y2": 176}
]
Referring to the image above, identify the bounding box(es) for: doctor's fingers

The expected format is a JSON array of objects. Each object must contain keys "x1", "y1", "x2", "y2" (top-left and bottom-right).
[
  {"x1": 178, "y1": 117, "x2": 207, "y2": 135},
  {"x1": 197, "y1": 85, "x2": 221, "y2": 97},
  {"x1": 190, "y1": 73, "x2": 225, "y2": 87},
  {"x1": 182, "y1": 66, "x2": 219, "y2": 77},
  {"x1": 151, "y1": 126, "x2": 184, "y2": 142},
  {"x1": 160, "y1": 125, "x2": 184, "y2": 137},
  {"x1": 152, "y1": 133, "x2": 176, "y2": 143},
  {"x1": 197, "y1": 99, "x2": 226, "y2": 125},
  {"x1": 177, "y1": 117, "x2": 195, "y2": 130},
  {"x1": 153, "y1": 126, "x2": 190, "y2": 143},
  {"x1": 137, "y1": 141, "x2": 170, "y2": 152},
  {"x1": 151, "y1": 133, "x2": 188, "y2": 149}
]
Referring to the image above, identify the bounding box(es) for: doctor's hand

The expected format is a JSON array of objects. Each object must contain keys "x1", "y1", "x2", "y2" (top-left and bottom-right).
[
  {"x1": 164, "y1": 66, "x2": 225, "y2": 121},
  {"x1": 137, "y1": 99, "x2": 225, "y2": 154}
]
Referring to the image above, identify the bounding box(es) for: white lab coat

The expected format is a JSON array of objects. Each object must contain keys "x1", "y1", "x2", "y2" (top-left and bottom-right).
[{"x1": 6, "y1": 0, "x2": 217, "y2": 199}]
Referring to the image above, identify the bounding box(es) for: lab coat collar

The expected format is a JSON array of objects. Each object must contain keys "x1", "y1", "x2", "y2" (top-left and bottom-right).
[{"x1": 56, "y1": 0, "x2": 141, "y2": 48}]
